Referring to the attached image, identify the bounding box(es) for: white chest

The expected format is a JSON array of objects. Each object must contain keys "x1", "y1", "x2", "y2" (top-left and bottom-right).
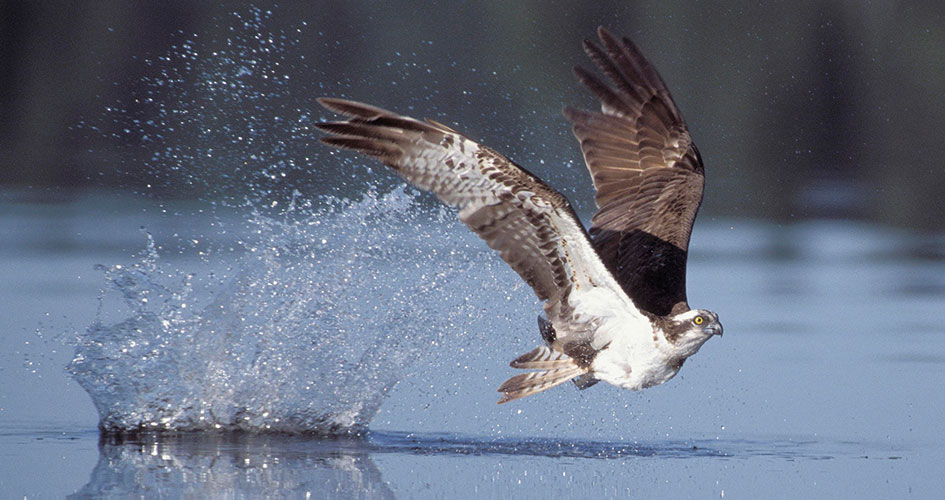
[
  {"x1": 589, "y1": 322, "x2": 682, "y2": 391},
  {"x1": 547, "y1": 284, "x2": 687, "y2": 391}
]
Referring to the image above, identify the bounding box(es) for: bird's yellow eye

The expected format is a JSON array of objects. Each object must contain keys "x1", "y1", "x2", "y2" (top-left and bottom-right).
[{"x1": 694, "y1": 316, "x2": 704, "y2": 325}]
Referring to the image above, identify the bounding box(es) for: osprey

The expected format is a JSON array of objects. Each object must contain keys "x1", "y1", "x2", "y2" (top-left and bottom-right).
[{"x1": 316, "y1": 27, "x2": 722, "y2": 404}]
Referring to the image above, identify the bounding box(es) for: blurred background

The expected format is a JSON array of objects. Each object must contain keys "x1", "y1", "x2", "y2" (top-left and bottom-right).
[
  {"x1": 1, "y1": 0, "x2": 944, "y2": 229},
  {"x1": 2, "y1": 4, "x2": 945, "y2": 497}
]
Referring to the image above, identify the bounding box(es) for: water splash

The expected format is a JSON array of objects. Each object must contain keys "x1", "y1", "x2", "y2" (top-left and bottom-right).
[
  {"x1": 67, "y1": 6, "x2": 533, "y2": 436},
  {"x1": 78, "y1": 6, "x2": 328, "y2": 205},
  {"x1": 69, "y1": 187, "x2": 508, "y2": 434}
]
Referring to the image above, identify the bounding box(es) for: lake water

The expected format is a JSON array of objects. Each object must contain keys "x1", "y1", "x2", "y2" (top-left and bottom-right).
[{"x1": 1, "y1": 188, "x2": 944, "y2": 499}]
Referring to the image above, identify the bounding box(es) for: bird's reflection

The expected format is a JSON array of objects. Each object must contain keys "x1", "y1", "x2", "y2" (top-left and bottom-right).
[
  {"x1": 68, "y1": 429, "x2": 745, "y2": 498},
  {"x1": 69, "y1": 432, "x2": 395, "y2": 499}
]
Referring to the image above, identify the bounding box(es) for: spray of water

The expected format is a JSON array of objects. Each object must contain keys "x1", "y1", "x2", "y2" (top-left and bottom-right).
[
  {"x1": 67, "y1": 6, "x2": 540, "y2": 435},
  {"x1": 68, "y1": 187, "x2": 514, "y2": 434}
]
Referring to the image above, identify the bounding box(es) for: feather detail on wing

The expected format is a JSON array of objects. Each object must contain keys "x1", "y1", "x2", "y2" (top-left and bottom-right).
[
  {"x1": 497, "y1": 365, "x2": 585, "y2": 404},
  {"x1": 509, "y1": 345, "x2": 574, "y2": 369},
  {"x1": 316, "y1": 97, "x2": 612, "y2": 306},
  {"x1": 564, "y1": 27, "x2": 707, "y2": 317}
]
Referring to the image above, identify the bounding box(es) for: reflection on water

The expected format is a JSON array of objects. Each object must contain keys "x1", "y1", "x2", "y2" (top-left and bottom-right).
[
  {"x1": 70, "y1": 433, "x2": 394, "y2": 500},
  {"x1": 70, "y1": 430, "x2": 880, "y2": 499}
]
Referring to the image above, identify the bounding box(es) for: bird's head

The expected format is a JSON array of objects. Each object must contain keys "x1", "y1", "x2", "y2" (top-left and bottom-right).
[{"x1": 664, "y1": 309, "x2": 722, "y2": 357}]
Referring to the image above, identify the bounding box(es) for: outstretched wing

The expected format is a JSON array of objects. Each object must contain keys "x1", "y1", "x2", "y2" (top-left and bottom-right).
[
  {"x1": 564, "y1": 27, "x2": 706, "y2": 317},
  {"x1": 316, "y1": 98, "x2": 613, "y2": 307}
]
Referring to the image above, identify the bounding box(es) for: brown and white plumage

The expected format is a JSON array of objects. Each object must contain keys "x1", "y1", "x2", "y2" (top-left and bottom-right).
[
  {"x1": 316, "y1": 27, "x2": 722, "y2": 405},
  {"x1": 316, "y1": 98, "x2": 609, "y2": 307},
  {"x1": 566, "y1": 28, "x2": 706, "y2": 317}
]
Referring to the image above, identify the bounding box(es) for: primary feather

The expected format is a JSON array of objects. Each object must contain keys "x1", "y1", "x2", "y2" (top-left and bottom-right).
[{"x1": 316, "y1": 27, "x2": 722, "y2": 405}]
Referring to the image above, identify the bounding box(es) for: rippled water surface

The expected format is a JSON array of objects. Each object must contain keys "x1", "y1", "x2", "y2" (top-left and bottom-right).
[
  {"x1": 5, "y1": 5, "x2": 945, "y2": 498},
  {"x1": 2, "y1": 190, "x2": 944, "y2": 498}
]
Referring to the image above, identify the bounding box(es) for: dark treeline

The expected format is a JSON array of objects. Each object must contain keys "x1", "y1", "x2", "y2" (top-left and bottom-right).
[{"x1": 2, "y1": 0, "x2": 943, "y2": 229}]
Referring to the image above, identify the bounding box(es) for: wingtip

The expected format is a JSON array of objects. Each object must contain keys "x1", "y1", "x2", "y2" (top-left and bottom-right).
[
  {"x1": 317, "y1": 97, "x2": 393, "y2": 119},
  {"x1": 316, "y1": 96, "x2": 349, "y2": 113},
  {"x1": 592, "y1": 26, "x2": 646, "y2": 63},
  {"x1": 312, "y1": 121, "x2": 339, "y2": 132},
  {"x1": 561, "y1": 106, "x2": 585, "y2": 123},
  {"x1": 596, "y1": 26, "x2": 613, "y2": 42},
  {"x1": 571, "y1": 65, "x2": 594, "y2": 83},
  {"x1": 581, "y1": 37, "x2": 598, "y2": 57},
  {"x1": 596, "y1": 25, "x2": 627, "y2": 55}
]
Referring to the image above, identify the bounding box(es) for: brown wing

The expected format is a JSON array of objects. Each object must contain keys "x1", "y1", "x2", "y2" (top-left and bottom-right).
[
  {"x1": 316, "y1": 98, "x2": 613, "y2": 306},
  {"x1": 564, "y1": 27, "x2": 706, "y2": 317}
]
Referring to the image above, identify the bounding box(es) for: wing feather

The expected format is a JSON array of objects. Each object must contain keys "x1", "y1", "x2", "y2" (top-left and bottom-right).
[
  {"x1": 316, "y1": 98, "x2": 613, "y2": 306},
  {"x1": 565, "y1": 27, "x2": 706, "y2": 316}
]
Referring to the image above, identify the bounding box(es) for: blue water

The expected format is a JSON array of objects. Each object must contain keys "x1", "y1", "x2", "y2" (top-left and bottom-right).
[
  {"x1": 3, "y1": 7, "x2": 945, "y2": 497},
  {"x1": 2, "y1": 190, "x2": 944, "y2": 498}
]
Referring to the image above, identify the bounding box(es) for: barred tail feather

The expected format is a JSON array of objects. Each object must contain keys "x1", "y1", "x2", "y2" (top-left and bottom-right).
[
  {"x1": 509, "y1": 345, "x2": 573, "y2": 369},
  {"x1": 497, "y1": 365, "x2": 585, "y2": 404}
]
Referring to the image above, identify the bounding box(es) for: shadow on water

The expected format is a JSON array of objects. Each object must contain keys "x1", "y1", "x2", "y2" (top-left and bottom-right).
[
  {"x1": 366, "y1": 431, "x2": 733, "y2": 460},
  {"x1": 67, "y1": 429, "x2": 859, "y2": 498}
]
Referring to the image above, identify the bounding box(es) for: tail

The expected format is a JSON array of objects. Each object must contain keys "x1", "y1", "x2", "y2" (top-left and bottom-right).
[{"x1": 497, "y1": 346, "x2": 587, "y2": 404}]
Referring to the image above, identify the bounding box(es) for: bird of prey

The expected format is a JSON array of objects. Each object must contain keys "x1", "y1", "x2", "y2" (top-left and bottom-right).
[{"x1": 316, "y1": 27, "x2": 722, "y2": 404}]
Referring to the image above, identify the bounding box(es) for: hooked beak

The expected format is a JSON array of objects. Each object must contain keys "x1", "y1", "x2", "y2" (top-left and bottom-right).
[{"x1": 709, "y1": 322, "x2": 724, "y2": 337}]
